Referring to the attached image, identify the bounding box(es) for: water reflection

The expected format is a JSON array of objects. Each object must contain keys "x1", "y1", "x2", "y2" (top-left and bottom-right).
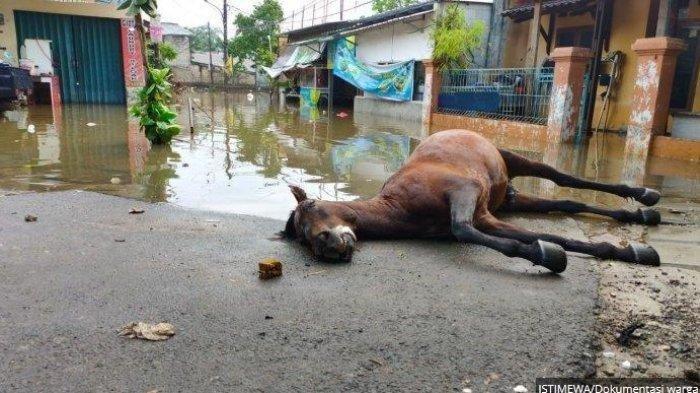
[{"x1": 1, "y1": 91, "x2": 698, "y2": 220}]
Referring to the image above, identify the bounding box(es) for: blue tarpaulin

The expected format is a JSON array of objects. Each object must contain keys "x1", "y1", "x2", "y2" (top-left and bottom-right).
[{"x1": 332, "y1": 38, "x2": 414, "y2": 102}]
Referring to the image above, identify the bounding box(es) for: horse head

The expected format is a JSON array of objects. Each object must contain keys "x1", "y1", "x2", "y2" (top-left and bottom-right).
[{"x1": 282, "y1": 185, "x2": 357, "y2": 262}]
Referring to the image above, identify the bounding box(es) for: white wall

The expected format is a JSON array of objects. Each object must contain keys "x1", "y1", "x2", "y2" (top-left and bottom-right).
[
  {"x1": 355, "y1": 15, "x2": 433, "y2": 64},
  {"x1": 354, "y1": 2, "x2": 493, "y2": 67}
]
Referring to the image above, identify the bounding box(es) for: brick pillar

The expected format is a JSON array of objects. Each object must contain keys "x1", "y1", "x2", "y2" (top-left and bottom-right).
[
  {"x1": 546, "y1": 47, "x2": 592, "y2": 143},
  {"x1": 120, "y1": 18, "x2": 146, "y2": 104},
  {"x1": 422, "y1": 59, "x2": 441, "y2": 127},
  {"x1": 624, "y1": 37, "x2": 686, "y2": 158}
]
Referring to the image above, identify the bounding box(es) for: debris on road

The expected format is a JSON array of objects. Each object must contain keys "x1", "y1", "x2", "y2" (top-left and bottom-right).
[
  {"x1": 27, "y1": 124, "x2": 36, "y2": 134},
  {"x1": 617, "y1": 322, "x2": 645, "y2": 347},
  {"x1": 118, "y1": 322, "x2": 175, "y2": 341},
  {"x1": 484, "y1": 373, "x2": 500, "y2": 385},
  {"x1": 129, "y1": 208, "x2": 145, "y2": 215},
  {"x1": 513, "y1": 385, "x2": 528, "y2": 393},
  {"x1": 110, "y1": 177, "x2": 121, "y2": 184},
  {"x1": 24, "y1": 214, "x2": 37, "y2": 222},
  {"x1": 259, "y1": 258, "x2": 282, "y2": 279},
  {"x1": 114, "y1": 239, "x2": 126, "y2": 243},
  {"x1": 621, "y1": 360, "x2": 632, "y2": 370},
  {"x1": 86, "y1": 122, "x2": 97, "y2": 127}
]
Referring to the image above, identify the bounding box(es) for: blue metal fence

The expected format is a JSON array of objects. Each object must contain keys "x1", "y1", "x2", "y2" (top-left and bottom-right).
[{"x1": 437, "y1": 67, "x2": 554, "y2": 125}]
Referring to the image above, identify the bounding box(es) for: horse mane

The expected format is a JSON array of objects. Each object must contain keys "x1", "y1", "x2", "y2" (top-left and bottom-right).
[{"x1": 280, "y1": 210, "x2": 297, "y2": 239}]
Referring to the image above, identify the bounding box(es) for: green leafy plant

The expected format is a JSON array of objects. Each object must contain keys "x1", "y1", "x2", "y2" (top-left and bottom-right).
[
  {"x1": 148, "y1": 41, "x2": 177, "y2": 69},
  {"x1": 117, "y1": 0, "x2": 158, "y2": 18},
  {"x1": 130, "y1": 68, "x2": 181, "y2": 144},
  {"x1": 371, "y1": 0, "x2": 416, "y2": 13},
  {"x1": 431, "y1": 5, "x2": 485, "y2": 70}
]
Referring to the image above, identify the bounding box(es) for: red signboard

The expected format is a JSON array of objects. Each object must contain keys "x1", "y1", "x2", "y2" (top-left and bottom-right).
[{"x1": 120, "y1": 18, "x2": 145, "y2": 88}]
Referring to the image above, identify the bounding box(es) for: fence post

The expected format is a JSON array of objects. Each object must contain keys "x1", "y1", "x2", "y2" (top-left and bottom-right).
[
  {"x1": 422, "y1": 59, "x2": 441, "y2": 127},
  {"x1": 546, "y1": 47, "x2": 592, "y2": 143}
]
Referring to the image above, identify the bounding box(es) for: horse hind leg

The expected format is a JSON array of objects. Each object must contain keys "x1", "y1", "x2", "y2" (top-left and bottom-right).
[
  {"x1": 449, "y1": 182, "x2": 568, "y2": 273},
  {"x1": 475, "y1": 214, "x2": 660, "y2": 266},
  {"x1": 500, "y1": 190, "x2": 661, "y2": 226},
  {"x1": 498, "y1": 149, "x2": 661, "y2": 206}
]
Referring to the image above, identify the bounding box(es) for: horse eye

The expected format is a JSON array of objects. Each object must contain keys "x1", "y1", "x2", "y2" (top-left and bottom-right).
[{"x1": 317, "y1": 231, "x2": 329, "y2": 241}]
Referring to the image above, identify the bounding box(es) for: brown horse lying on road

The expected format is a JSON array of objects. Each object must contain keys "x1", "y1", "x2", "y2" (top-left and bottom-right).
[{"x1": 282, "y1": 129, "x2": 661, "y2": 273}]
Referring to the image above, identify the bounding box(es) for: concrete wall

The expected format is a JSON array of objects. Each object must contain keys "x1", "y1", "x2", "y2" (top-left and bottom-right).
[
  {"x1": 355, "y1": 15, "x2": 433, "y2": 64},
  {"x1": 0, "y1": 0, "x2": 126, "y2": 67},
  {"x1": 354, "y1": 95, "x2": 424, "y2": 123},
  {"x1": 163, "y1": 35, "x2": 191, "y2": 68}
]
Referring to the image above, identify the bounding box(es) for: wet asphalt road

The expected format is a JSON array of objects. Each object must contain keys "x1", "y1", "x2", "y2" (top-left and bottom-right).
[{"x1": 0, "y1": 191, "x2": 598, "y2": 392}]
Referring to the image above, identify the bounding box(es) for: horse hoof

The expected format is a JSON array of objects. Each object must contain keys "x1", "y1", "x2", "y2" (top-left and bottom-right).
[
  {"x1": 629, "y1": 243, "x2": 660, "y2": 266},
  {"x1": 636, "y1": 188, "x2": 661, "y2": 207},
  {"x1": 535, "y1": 240, "x2": 567, "y2": 273},
  {"x1": 637, "y1": 208, "x2": 661, "y2": 226}
]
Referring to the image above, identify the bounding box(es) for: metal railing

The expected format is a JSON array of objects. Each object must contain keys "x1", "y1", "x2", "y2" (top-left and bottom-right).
[{"x1": 437, "y1": 67, "x2": 554, "y2": 125}]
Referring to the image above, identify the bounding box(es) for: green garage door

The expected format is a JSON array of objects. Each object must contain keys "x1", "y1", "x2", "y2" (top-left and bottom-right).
[{"x1": 14, "y1": 11, "x2": 126, "y2": 105}]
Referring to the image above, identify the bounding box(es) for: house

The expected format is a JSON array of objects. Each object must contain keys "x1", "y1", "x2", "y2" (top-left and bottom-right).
[
  {"x1": 267, "y1": 1, "x2": 494, "y2": 124},
  {"x1": 162, "y1": 22, "x2": 192, "y2": 69},
  {"x1": 497, "y1": 0, "x2": 699, "y2": 137},
  {"x1": 0, "y1": 0, "x2": 144, "y2": 105},
  {"x1": 426, "y1": 0, "x2": 699, "y2": 167},
  {"x1": 188, "y1": 51, "x2": 258, "y2": 87}
]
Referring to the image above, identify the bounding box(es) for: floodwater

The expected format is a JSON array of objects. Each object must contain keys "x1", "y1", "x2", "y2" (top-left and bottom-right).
[{"x1": 1, "y1": 90, "x2": 699, "y2": 221}]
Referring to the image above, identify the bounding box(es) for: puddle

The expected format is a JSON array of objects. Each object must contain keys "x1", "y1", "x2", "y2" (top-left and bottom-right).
[{"x1": 1, "y1": 90, "x2": 699, "y2": 221}]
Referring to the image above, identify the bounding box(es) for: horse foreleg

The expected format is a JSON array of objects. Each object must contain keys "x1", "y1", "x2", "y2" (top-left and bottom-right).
[
  {"x1": 449, "y1": 184, "x2": 568, "y2": 273},
  {"x1": 499, "y1": 149, "x2": 660, "y2": 206},
  {"x1": 500, "y1": 189, "x2": 661, "y2": 225},
  {"x1": 475, "y1": 214, "x2": 660, "y2": 266}
]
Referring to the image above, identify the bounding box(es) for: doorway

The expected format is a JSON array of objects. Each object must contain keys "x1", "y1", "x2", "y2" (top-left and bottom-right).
[{"x1": 14, "y1": 11, "x2": 126, "y2": 105}]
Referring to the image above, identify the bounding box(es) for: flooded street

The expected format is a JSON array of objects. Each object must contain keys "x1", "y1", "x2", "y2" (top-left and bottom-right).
[
  {"x1": 1, "y1": 90, "x2": 699, "y2": 221},
  {"x1": 2, "y1": 91, "x2": 699, "y2": 389}
]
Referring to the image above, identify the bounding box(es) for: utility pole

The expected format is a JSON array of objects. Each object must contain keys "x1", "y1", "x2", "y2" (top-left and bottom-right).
[
  {"x1": 222, "y1": 0, "x2": 229, "y2": 89},
  {"x1": 207, "y1": 22, "x2": 214, "y2": 84}
]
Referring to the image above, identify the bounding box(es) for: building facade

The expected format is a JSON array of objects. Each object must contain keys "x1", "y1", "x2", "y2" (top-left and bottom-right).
[{"x1": 0, "y1": 0, "x2": 145, "y2": 105}]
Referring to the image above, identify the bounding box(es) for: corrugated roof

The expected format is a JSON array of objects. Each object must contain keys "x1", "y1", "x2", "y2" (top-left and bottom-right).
[
  {"x1": 502, "y1": 0, "x2": 594, "y2": 20},
  {"x1": 162, "y1": 22, "x2": 193, "y2": 36}
]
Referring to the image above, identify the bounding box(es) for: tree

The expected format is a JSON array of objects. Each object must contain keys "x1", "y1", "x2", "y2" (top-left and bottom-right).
[
  {"x1": 430, "y1": 4, "x2": 485, "y2": 70},
  {"x1": 228, "y1": 0, "x2": 283, "y2": 68},
  {"x1": 371, "y1": 0, "x2": 416, "y2": 13},
  {"x1": 118, "y1": 0, "x2": 180, "y2": 145},
  {"x1": 187, "y1": 25, "x2": 224, "y2": 52}
]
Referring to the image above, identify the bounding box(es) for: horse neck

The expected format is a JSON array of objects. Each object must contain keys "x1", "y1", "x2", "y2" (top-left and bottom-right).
[{"x1": 338, "y1": 197, "x2": 405, "y2": 238}]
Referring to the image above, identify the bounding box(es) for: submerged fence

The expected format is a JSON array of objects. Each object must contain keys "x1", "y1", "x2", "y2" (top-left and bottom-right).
[{"x1": 437, "y1": 67, "x2": 554, "y2": 125}]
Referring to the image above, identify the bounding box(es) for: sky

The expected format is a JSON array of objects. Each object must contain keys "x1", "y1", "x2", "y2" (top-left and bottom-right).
[
  {"x1": 159, "y1": 0, "x2": 313, "y2": 29},
  {"x1": 157, "y1": 0, "x2": 373, "y2": 32}
]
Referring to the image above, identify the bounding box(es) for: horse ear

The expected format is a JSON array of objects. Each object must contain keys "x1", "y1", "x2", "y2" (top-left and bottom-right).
[{"x1": 289, "y1": 185, "x2": 307, "y2": 203}]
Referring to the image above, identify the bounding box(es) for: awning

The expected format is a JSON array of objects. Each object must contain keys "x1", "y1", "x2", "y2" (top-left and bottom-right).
[
  {"x1": 502, "y1": 0, "x2": 594, "y2": 21},
  {"x1": 263, "y1": 42, "x2": 326, "y2": 78}
]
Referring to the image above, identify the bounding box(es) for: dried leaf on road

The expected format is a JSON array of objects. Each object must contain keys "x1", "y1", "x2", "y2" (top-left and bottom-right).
[
  {"x1": 129, "y1": 208, "x2": 145, "y2": 215},
  {"x1": 24, "y1": 214, "x2": 38, "y2": 222},
  {"x1": 118, "y1": 322, "x2": 175, "y2": 341}
]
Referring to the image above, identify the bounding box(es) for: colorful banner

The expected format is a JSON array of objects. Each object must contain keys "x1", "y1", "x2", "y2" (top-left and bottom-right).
[
  {"x1": 332, "y1": 38, "x2": 414, "y2": 102},
  {"x1": 300, "y1": 86, "x2": 321, "y2": 108}
]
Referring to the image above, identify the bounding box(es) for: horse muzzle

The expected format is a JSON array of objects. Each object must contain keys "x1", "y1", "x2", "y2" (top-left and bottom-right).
[{"x1": 313, "y1": 232, "x2": 356, "y2": 262}]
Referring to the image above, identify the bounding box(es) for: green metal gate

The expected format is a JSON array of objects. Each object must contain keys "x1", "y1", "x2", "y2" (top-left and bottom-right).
[{"x1": 14, "y1": 11, "x2": 126, "y2": 105}]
